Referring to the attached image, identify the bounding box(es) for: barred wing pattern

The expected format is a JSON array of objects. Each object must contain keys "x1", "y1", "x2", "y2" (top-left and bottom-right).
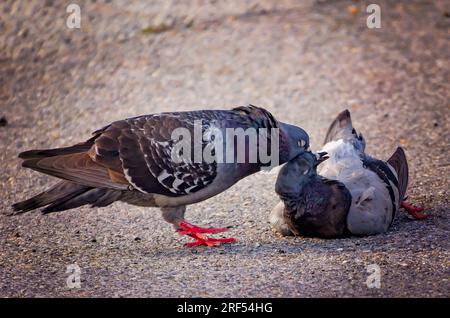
[
  {"x1": 361, "y1": 155, "x2": 399, "y2": 224},
  {"x1": 92, "y1": 113, "x2": 218, "y2": 197}
]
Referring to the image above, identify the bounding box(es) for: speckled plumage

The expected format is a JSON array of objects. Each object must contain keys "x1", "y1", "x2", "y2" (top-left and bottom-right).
[{"x1": 13, "y1": 105, "x2": 310, "y2": 239}]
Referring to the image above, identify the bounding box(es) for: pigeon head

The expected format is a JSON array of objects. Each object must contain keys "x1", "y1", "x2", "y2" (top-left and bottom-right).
[
  {"x1": 303, "y1": 151, "x2": 329, "y2": 172},
  {"x1": 275, "y1": 151, "x2": 350, "y2": 238},
  {"x1": 279, "y1": 122, "x2": 310, "y2": 164},
  {"x1": 275, "y1": 151, "x2": 328, "y2": 197}
]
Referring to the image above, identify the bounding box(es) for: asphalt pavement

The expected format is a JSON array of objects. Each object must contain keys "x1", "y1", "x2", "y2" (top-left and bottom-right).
[{"x1": 0, "y1": 0, "x2": 449, "y2": 297}]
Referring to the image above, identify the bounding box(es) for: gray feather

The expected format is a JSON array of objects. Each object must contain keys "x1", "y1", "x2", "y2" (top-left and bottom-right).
[{"x1": 324, "y1": 109, "x2": 365, "y2": 152}]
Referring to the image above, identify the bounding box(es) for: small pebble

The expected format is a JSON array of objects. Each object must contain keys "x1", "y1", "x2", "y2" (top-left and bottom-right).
[{"x1": 0, "y1": 117, "x2": 8, "y2": 127}]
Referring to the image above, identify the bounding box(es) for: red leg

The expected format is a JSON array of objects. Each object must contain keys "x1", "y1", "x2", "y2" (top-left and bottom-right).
[
  {"x1": 177, "y1": 221, "x2": 237, "y2": 247},
  {"x1": 177, "y1": 221, "x2": 230, "y2": 234},
  {"x1": 401, "y1": 201, "x2": 428, "y2": 220}
]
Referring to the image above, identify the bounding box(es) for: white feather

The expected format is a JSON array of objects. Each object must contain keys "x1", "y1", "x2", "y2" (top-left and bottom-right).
[
  {"x1": 157, "y1": 170, "x2": 171, "y2": 183},
  {"x1": 318, "y1": 139, "x2": 396, "y2": 235}
]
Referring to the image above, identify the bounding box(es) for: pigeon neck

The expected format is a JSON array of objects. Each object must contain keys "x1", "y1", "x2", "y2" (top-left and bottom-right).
[{"x1": 278, "y1": 128, "x2": 291, "y2": 164}]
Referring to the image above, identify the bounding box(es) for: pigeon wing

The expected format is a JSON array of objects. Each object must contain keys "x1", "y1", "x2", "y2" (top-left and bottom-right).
[
  {"x1": 323, "y1": 109, "x2": 365, "y2": 151},
  {"x1": 387, "y1": 147, "x2": 408, "y2": 202},
  {"x1": 93, "y1": 113, "x2": 218, "y2": 196},
  {"x1": 361, "y1": 155, "x2": 400, "y2": 224}
]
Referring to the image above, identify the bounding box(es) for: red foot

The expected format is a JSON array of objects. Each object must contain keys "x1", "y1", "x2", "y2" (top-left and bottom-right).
[
  {"x1": 177, "y1": 221, "x2": 230, "y2": 234},
  {"x1": 401, "y1": 201, "x2": 428, "y2": 220},
  {"x1": 177, "y1": 221, "x2": 237, "y2": 247}
]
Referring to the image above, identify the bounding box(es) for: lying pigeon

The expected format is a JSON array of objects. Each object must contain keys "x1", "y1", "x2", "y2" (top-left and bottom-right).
[
  {"x1": 12, "y1": 105, "x2": 310, "y2": 247},
  {"x1": 270, "y1": 109, "x2": 426, "y2": 238}
]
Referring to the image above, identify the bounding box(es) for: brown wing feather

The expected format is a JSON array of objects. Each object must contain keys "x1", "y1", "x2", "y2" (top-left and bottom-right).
[{"x1": 22, "y1": 152, "x2": 129, "y2": 190}]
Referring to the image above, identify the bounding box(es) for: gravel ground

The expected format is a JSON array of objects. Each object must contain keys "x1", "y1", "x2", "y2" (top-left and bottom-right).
[{"x1": 0, "y1": 0, "x2": 449, "y2": 297}]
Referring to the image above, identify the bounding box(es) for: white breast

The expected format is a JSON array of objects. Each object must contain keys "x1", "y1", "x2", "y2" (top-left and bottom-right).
[{"x1": 318, "y1": 140, "x2": 395, "y2": 235}]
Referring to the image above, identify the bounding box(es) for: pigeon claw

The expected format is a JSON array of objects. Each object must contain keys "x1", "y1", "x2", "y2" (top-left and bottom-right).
[
  {"x1": 177, "y1": 221, "x2": 237, "y2": 248},
  {"x1": 401, "y1": 201, "x2": 428, "y2": 220}
]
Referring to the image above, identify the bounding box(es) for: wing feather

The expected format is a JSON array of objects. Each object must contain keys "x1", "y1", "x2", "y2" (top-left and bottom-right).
[
  {"x1": 387, "y1": 147, "x2": 408, "y2": 202},
  {"x1": 324, "y1": 109, "x2": 365, "y2": 152},
  {"x1": 92, "y1": 113, "x2": 218, "y2": 196}
]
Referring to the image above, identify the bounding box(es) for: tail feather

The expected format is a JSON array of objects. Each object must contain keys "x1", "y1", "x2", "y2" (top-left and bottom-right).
[
  {"x1": 41, "y1": 187, "x2": 122, "y2": 213},
  {"x1": 12, "y1": 132, "x2": 125, "y2": 214},
  {"x1": 18, "y1": 138, "x2": 96, "y2": 160},
  {"x1": 387, "y1": 147, "x2": 409, "y2": 202},
  {"x1": 12, "y1": 181, "x2": 90, "y2": 213},
  {"x1": 12, "y1": 181, "x2": 122, "y2": 214}
]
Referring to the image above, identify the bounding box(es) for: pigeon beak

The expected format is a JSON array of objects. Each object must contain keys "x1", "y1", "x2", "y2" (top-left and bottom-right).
[{"x1": 315, "y1": 151, "x2": 329, "y2": 164}]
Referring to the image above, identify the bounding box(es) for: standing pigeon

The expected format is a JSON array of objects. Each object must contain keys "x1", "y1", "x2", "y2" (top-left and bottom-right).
[
  {"x1": 12, "y1": 105, "x2": 310, "y2": 247},
  {"x1": 270, "y1": 109, "x2": 426, "y2": 238}
]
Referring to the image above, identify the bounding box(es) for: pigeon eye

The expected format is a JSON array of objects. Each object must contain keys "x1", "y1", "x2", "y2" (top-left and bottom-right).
[{"x1": 298, "y1": 140, "x2": 306, "y2": 148}]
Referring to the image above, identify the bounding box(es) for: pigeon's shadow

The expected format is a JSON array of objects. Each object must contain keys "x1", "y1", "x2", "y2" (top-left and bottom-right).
[
  {"x1": 147, "y1": 212, "x2": 442, "y2": 258},
  {"x1": 147, "y1": 232, "x2": 419, "y2": 259}
]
